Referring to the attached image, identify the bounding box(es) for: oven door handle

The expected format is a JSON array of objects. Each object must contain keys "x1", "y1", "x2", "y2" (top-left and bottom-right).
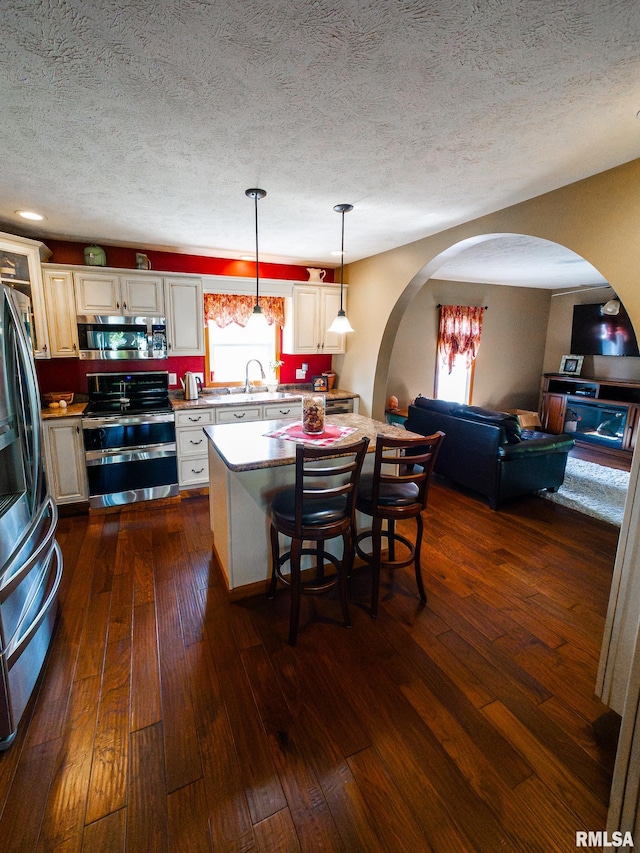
[{"x1": 85, "y1": 443, "x2": 177, "y2": 465}]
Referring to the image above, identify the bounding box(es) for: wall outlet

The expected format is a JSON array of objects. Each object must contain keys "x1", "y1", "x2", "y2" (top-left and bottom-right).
[
  {"x1": 193, "y1": 372, "x2": 204, "y2": 383},
  {"x1": 296, "y1": 368, "x2": 306, "y2": 379},
  {"x1": 169, "y1": 373, "x2": 177, "y2": 386},
  {"x1": 301, "y1": 362, "x2": 309, "y2": 372}
]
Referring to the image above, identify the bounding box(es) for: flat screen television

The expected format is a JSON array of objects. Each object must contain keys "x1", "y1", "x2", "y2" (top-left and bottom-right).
[{"x1": 570, "y1": 303, "x2": 640, "y2": 357}]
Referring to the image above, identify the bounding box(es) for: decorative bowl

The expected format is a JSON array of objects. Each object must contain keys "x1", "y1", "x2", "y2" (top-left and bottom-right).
[{"x1": 43, "y1": 391, "x2": 74, "y2": 405}]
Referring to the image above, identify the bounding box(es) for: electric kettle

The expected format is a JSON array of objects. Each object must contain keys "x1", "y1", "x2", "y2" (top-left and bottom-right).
[{"x1": 181, "y1": 372, "x2": 202, "y2": 400}]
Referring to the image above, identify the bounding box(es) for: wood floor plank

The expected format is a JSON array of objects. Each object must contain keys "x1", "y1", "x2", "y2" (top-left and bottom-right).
[
  {"x1": 37, "y1": 674, "x2": 100, "y2": 850},
  {"x1": 85, "y1": 637, "x2": 131, "y2": 825},
  {"x1": 81, "y1": 808, "x2": 126, "y2": 852},
  {"x1": 0, "y1": 738, "x2": 60, "y2": 853},
  {"x1": 253, "y1": 807, "x2": 302, "y2": 852},
  {"x1": 185, "y1": 640, "x2": 257, "y2": 853},
  {"x1": 167, "y1": 778, "x2": 213, "y2": 853},
  {"x1": 126, "y1": 723, "x2": 167, "y2": 852},
  {"x1": 130, "y1": 600, "x2": 162, "y2": 732}
]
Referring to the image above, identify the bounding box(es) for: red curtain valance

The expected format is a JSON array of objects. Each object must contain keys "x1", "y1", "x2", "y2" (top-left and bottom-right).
[
  {"x1": 204, "y1": 293, "x2": 285, "y2": 328},
  {"x1": 438, "y1": 304, "x2": 485, "y2": 373}
]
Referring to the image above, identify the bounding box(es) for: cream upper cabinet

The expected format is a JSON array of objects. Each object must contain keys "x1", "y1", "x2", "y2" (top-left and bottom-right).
[
  {"x1": 0, "y1": 231, "x2": 51, "y2": 358},
  {"x1": 42, "y1": 268, "x2": 78, "y2": 357},
  {"x1": 43, "y1": 417, "x2": 88, "y2": 504},
  {"x1": 74, "y1": 270, "x2": 164, "y2": 315},
  {"x1": 165, "y1": 276, "x2": 204, "y2": 356},
  {"x1": 282, "y1": 284, "x2": 346, "y2": 354}
]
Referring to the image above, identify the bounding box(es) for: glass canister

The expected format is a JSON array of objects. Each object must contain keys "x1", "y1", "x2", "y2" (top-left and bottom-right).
[{"x1": 302, "y1": 394, "x2": 325, "y2": 434}]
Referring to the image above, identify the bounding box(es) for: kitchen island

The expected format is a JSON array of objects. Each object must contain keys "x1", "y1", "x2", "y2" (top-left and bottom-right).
[{"x1": 204, "y1": 413, "x2": 417, "y2": 597}]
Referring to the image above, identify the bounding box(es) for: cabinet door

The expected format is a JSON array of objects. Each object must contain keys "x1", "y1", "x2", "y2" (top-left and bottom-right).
[
  {"x1": 74, "y1": 271, "x2": 120, "y2": 314},
  {"x1": 320, "y1": 287, "x2": 346, "y2": 353},
  {"x1": 624, "y1": 404, "x2": 640, "y2": 452},
  {"x1": 43, "y1": 418, "x2": 88, "y2": 504},
  {"x1": 541, "y1": 393, "x2": 566, "y2": 434},
  {"x1": 282, "y1": 286, "x2": 319, "y2": 354},
  {"x1": 43, "y1": 269, "x2": 78, "y2": 357},
  {"x1": 120, "y1": 274, "x2": 164, "y2": 315},
  {"x1": 0, "y1": 232, "x2": 51, "y2": 358},
  {"x1": 165, "y1": 277, "x2": 204, "y2": 355}
]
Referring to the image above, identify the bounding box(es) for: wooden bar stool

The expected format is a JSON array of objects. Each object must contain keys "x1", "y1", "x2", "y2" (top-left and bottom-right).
[
  {"x1": 268, "y1": 437, "x2": 370, "y2": 645},
  {"x1": 355, "y1": 431, "x2": 444, "y2": 617}
]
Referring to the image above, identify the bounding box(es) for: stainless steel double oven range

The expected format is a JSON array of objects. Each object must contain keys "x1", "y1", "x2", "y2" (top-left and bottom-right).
[{"x1": 81, "y1": 371, "x2": 178, "y2": 509}]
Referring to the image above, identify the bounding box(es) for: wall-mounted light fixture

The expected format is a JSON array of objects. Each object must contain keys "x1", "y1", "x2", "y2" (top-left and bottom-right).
[
  {"x1": 601, "y1": 298, "x2": 621, "y2": 316},
  {"x1": 327, "y1": 203, "x2": 354, "y2": 334}
]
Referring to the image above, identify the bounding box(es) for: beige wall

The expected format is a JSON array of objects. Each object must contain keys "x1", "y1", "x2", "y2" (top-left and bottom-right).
[
  {"x1": 544, "y1": 286, "x2": 640, "y2": 382},
  {"x1": 338, "y1": 158, "x2": 640, "y2": 419},
  {"x1": 387, "y1": 279, "x2": 550, "y2": 412}
]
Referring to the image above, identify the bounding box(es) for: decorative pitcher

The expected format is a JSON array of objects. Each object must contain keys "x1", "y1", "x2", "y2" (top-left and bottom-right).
[{"x1": 307, "y1": 268, "x2": 326, "y2": 283}]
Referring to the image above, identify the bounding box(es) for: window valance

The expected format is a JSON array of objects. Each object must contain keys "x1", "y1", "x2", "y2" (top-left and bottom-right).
[
  {"x1": 204, "y1": 293, "x2": 285, "y2": 328},
  {"x1": 438, "y1": 304, "x2": 485, "y2": 373}
]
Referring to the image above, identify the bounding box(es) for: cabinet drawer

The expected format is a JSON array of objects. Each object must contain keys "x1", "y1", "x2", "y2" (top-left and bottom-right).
[
  {"x1": 217, "y1": 406, "x2": 262, "y2": 423},
  {"x1": 178, "y1": 455, "x2": 208, "y2": 487},
  {"x1": 175, "y1": 408, "x2": 215, "y2": 428},
  {"x1": 263, "y1": 402, "x2": 299, "y2": 419},
  {"x1": 177, "y1": 427, "x2": 207, "y2": 456}
]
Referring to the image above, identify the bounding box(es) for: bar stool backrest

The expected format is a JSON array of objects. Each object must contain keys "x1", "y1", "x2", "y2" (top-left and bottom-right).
[
  {"x1": 370, "y1": 431, "x2": 445, "y2": 517},
  {"x1": 293, "y1": 438, "x2": 370, "y2": 538}
]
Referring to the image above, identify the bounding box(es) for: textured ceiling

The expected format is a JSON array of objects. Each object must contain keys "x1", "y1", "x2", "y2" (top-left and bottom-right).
[{"x1": 1, "y1": 0, "x2": 640, "y2": 286}]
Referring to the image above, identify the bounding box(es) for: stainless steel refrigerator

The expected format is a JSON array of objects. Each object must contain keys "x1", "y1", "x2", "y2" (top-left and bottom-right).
[{"x1": 0, "y1": 283, "x2": 62, "y2": 748}]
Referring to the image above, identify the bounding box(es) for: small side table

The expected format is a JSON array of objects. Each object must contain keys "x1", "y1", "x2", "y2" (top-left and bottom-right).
[{"x1": 385, "y1": 407, "x2": 408, "y2": 426}]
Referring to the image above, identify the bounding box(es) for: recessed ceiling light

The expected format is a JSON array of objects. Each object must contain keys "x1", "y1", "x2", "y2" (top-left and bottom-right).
[
  {"x1": 330, "y1": 250, "x2": 344, "y2": 257},
  {"x1": 16, "y1": 210, "x2": 45, "y2": 221},
  {"x1": 239, "y1": 254, "x2": 254, "y2": 261}
]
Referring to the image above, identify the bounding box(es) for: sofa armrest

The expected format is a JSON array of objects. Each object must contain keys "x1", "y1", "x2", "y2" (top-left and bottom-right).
[{"x1": 498, "y1": 435, "x2": 574, "y2": 460}]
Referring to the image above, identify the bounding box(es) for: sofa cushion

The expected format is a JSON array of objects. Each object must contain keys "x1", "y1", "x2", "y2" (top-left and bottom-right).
[
  {"x1": 413, "y1": 396, "x2": 459, "y2": 415},
  {"x1": 457, "y1": 406, "x2": 522, "y2": 443}
]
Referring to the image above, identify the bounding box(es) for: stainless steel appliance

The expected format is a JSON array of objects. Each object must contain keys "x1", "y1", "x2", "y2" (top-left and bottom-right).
[
  {"x1": 181, "y1": 371, "x2": 202, "y2": 400},
  {"x1": 77, "y1": 315, "x2": 167, "y2": 359},
  {"x1": 82, "y1": 371, "x2": 178, "y2": 508},
  {"x1": 0, "y1": 285, "x2": 62, "y2": 749}
]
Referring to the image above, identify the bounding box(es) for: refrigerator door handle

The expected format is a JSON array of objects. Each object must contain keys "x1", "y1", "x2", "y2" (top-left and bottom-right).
[
  {"x1": 6, "y1": 541, "x2": 62, "y2": 665},
  {"x1": 0, "y1": 498, "x2": 57, "y2": 600}
]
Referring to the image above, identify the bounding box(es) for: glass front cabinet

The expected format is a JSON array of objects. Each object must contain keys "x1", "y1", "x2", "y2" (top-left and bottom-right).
[{"x1": 0, "y1": 231, "x2": 52, "y2": 358}]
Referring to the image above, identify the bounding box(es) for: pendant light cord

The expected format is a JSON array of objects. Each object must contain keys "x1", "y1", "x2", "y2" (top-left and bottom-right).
[{"x1": 245, "y1": 188, "x2": 267, "y2": 311}]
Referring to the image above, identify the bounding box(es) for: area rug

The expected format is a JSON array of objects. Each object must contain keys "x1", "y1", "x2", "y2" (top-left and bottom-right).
[{"x1": 539, "y1": 457, "x2": 630, "y2": 527}]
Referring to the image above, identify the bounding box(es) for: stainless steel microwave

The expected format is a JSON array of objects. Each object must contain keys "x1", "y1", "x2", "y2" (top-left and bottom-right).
[{"x1": 77, "y1": 315, "x2": 167, "y2": 360}]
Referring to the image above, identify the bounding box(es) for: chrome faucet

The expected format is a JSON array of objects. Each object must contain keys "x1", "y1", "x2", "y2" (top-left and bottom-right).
[{"x1": 244, "y1": 359, "x2": 265, "y2": 393}]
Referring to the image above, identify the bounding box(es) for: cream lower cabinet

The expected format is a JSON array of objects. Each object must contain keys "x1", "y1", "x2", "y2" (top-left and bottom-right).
[
  {"x1": 176, "y1": 408, "x2": 214, "y2": 487},
  {"x1": 43, "y1": 417, "x2": 88, "y2": 504},
  {"x1": 282, "y1": 284, "x2": 346, "y2": 354}
]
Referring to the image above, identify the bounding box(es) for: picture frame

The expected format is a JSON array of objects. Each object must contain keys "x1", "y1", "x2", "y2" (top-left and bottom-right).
[
  {"x1": 559, "y1": 354, "x2": 584, "y2": 375},
  {"x1": 312, "y1": 374, "x2": 329, "y2": 392}
]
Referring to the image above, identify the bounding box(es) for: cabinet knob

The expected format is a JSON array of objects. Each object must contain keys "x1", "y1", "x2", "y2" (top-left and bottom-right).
[
  {"x1": 123, "y1": 302, "x2": 128, "y2": 311},
  {"x1": 233, "y1": 412, "x2": 246, "y2": 419},
  {"x1": 192, "y1": 467, "x2": 204, "y2": 474},
  {"x1": 116, "y1": 302, "x2": 120, "y2": 309},
  {"x1": 190, "y1": 438, "x2": 203, "y2": 445},
  {"x1": 188, "y1": 416, "x2": 202, "y2": 422}
]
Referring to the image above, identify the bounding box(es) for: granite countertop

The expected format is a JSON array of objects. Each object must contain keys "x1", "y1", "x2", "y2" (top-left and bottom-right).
[
  {"x1": 41, "y1": 402, "x2": 87, "y2": 419},
  {"x1": 204, "y1": 413, "x2": 418, "y2": 472},
  {"x1": 170, "y1": 387, "x2": 358, "y2": 411}
]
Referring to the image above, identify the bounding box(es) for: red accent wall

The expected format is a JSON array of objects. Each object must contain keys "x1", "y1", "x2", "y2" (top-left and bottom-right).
[
  {"x1": 43, "y1": 240, "x2": 335, "y2": 283},
  {"x1": 36, "y1": 240, "x2": 335, "y2": 393}
]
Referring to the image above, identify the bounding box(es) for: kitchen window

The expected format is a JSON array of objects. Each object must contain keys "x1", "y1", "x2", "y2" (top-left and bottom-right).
[{"x1": 204, "y1": 293, "x2": 284, "y2": 385}]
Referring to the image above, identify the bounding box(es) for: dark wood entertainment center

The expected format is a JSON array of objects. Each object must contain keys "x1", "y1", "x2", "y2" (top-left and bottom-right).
[{"x1": 541, "y1": 373, "x2": 640, "y2": 464}]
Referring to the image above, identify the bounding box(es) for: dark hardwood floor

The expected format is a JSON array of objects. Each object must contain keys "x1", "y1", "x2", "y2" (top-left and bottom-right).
[{"x1": 0, "y1": 479, "x2": 620, "y2": 852}]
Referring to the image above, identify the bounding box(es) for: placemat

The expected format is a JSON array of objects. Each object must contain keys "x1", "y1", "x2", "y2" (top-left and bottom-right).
[{"x1": 264, "y1": 421, "x2": 357, "y2": 446}]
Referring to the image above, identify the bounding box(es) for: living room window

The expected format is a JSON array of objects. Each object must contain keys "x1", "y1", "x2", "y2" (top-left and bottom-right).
[{"x1": 435, "y1": 304, "x2": 485, "y2": 404}]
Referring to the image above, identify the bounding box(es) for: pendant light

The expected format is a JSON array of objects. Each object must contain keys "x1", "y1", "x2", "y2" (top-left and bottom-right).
[
  {"x1": 245, "y1": 188, "x2": 267, "y2": 327},
  {"x1": 327, "y1": 203, "x2": 355, "y2": 334}
]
